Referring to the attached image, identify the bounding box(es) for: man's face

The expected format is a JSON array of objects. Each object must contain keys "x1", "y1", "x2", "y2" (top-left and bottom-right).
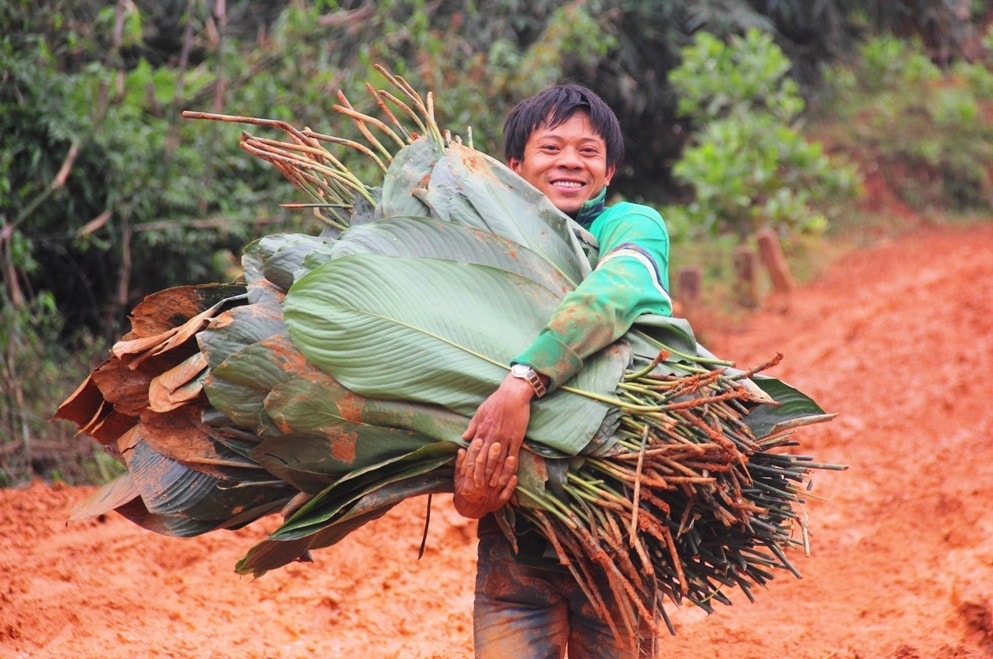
[{"x1": 508, "y1": 111, "x2": 616, "y2": 216}]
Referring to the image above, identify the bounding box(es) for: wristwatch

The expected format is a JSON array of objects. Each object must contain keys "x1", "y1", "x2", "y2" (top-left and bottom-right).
[{"x1": 510, "y1": 363, "x2": 547, "y2": 398}]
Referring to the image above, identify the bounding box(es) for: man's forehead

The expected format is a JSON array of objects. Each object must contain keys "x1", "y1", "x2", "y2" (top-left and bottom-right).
[{"x1": 533, "y1": 112, "x2": 605, "y2": 142}]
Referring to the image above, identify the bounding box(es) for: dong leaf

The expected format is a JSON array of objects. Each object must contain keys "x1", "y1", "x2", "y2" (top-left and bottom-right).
[
  {"x1": 329, "y1": 216, "x2": 574, "y2": 298},
  {"x1": 241, "y1": 233, "x2": 329, "y2": 287},
  {"x1": 744, "y1": 375, "x2": 837, "y2": 438},
  {"x1": 203, "y1": 332, "x2": 314, "y2": 431},
  {"x1": 284, "y1": 253, "x2": 624, "y2": 455},
  {"x1": 198, "y1": 295, "x2": 285, "y2": 372},
  {"x1": 236, "y1": 470, "x2": 451, "y2": 577},
  {"x1": 263, "y1": 375, "x2": 467, "y2": 445},
  {"x1": 252, "y1": 400, "x2": 437, "y2": 482},
  {"x1": 419, "y1": 144, "x2": 591, "y2": 286},
  {"x1": 259, "y1": 233, "x2": 335, "y2": 292},
  {"x1": 303, "y1": 470, "x2": 452, "y2": 551}
]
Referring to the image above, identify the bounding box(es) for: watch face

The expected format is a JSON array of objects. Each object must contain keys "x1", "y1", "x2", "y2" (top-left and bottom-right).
[{"x1": 511, "y1": 363, "x2": 531, "y2": 377}]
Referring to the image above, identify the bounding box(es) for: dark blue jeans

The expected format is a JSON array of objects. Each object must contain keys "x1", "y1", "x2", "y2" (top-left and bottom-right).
[{"x1": 473, "y1": 529, "x2": 655, "y2": 658}]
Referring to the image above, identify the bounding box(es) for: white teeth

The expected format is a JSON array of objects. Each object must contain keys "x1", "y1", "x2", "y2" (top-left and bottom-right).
[{"x1": 552, "y1": 181, "x2": 583, "y2": 188}]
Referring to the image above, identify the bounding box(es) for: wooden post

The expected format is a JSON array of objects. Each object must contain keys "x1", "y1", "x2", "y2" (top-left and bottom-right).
[
  {"x1": 676, "y1": 266, "x2": 702, "y2": 317},
  {"x1": 756, "y1": 228, "x2": 795, "y2": 311},
  {"x1": 732, "y1": 245, "x2": 758, "y2": 308}
]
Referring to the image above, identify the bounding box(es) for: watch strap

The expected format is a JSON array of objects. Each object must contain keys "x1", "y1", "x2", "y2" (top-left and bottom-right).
[{"x1": 511, "y1": 364, "x2": 547, "y2": 398}]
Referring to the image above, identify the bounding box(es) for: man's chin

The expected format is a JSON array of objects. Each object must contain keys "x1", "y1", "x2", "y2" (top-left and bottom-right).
[{"x1": 547, "y1": 195, "x2": 583, "y2": 215}]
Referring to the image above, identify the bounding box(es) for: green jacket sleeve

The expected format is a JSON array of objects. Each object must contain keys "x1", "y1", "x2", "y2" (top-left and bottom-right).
[{"x1": 513, "y1": 202, "x2": 671, "y2": 391}]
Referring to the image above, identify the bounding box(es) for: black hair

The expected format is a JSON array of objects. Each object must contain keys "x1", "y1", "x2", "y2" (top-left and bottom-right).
[{"x1": 502, "y1": 84, "x2": 624, "y2": 167}]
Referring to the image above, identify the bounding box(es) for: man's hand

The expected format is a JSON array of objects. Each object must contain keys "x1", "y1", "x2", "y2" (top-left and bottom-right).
[
  {"x1": 453, "y1": 439, "x2": 518, "y2": 518},
  {"x1": 452, "y1": 373, "x2": 535, "y2": 518}
]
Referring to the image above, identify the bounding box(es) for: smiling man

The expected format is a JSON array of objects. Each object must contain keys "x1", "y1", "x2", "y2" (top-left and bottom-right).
[{"x1": 453, "y1": 84, "x2": 673, "y2": 658}]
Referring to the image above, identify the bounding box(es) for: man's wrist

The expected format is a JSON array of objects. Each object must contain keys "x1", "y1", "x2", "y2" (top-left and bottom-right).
[{"x1": 510, "y1": 363, "x2": 547, "y2": 398}]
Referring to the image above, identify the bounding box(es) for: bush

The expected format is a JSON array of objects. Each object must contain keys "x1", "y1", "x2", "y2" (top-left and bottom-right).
[
  {"x1": 664, "y1": 29, "x2": 860, "y2": 243},
  {"x1": 820, "y1": 35, "x2": 993, "y2": 213},
  {"x1": 0, "y1": 292, "x2": 117, "y2": 487}
]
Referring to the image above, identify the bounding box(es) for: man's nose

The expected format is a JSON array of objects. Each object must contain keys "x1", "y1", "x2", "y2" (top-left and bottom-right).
[{"x1": 557, "y1": 147, "x2": 582, "y2": 168}]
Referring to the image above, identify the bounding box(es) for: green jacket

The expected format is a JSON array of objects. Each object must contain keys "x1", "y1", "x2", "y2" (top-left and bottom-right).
[{"x1": 513, "y1": 189, "x2": 672, "y2": 391}]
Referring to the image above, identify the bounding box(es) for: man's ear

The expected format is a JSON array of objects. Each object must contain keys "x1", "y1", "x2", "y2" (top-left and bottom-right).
[
  {"x1": 507, "y1": 156, "x2": 522, "y2": 174},
  {"x1": 604, "y1": 163, "x2": 616, "y2": 186}
]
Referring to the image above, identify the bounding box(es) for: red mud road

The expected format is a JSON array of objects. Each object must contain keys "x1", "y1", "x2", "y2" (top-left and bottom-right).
[{"x1": 2, "y1": 222, "x2": 992, "y2": 658}]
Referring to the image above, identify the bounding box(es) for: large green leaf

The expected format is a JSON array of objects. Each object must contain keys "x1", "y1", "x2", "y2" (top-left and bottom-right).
[
  {"x1": 253, "y1": 401, "x2": 436, "y2": 482},
  {"x1": 200, "y1": 375, "x2": 268, "y2": 433},
  {"x1": 329, "y1": 216, "x2": 574, "y2": 298},
  {"x1": 259, "y1": 233, "x2": 335, "y2": 292},
  {"x1": 197, "y1": 291, "x2": 291, "y2": 432},
  {"x1": 241, "y1": 233, "x2": 329, "y2": 287},
  {"x1": 303, "y1": 470, "x2": 451, "y2": 551},
  {"x1": 284, "y1": 253, "x2": 624, "y2": 455},
  {"x1": 235, "y1": 535, "x2": 313, "y2": 577},
  {"x1": 744, "y1": 375, "x2": 837, "y2": 438},
  {"x1": 285, "y1": 254, "x2": 550, "y2": 408},
  {"x1": 211, "y1": 336, "x2": 300, "y2": 393},
  {"x1": 628, "y1": 313, "x2": 701, "y2": 360},
  {"x1": 247, "y1": 430, "x2": 345, "y2": 493},
  {"x1": 419, "y1": 144, "x2": 591, "y2": 286}
]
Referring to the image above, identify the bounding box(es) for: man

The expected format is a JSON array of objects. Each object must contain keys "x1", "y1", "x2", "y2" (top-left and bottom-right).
[{"x1": 453, "y1": 84, "x2": 672, "y2": 658}]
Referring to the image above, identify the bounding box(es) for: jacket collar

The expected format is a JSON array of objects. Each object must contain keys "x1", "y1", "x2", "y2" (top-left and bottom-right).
[{"x1": 573, "y1": 187, "x2": 607, "y2": 227}]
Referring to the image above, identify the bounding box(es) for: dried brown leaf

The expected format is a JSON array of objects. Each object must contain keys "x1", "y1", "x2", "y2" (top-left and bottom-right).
[{"x1": 148, "y1": 353, "x2": 209, "y2": 413}]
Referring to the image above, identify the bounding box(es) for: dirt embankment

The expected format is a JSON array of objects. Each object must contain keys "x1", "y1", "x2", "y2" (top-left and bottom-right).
[{"x1": 3, "y1": 222, "x2": 993, "y2": 658}]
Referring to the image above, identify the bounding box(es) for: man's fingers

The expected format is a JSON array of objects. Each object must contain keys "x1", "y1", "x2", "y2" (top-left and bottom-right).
[
  {"x1": 463, "y1": 438, "x2": 484, "y2": 481},
  {"x1": 462, "y1": 416, "x2": 478, "y2": 440},
  {"x1": 471, "y1": 440, "x2": 496, "y2": 486},
  {"x1": 483, "y1": 441, "x2": 509, "y2": 485},
  {"x1": 500, "y1": 474, "x2": 518, "y2": 501},
  {"x1": 489, "y1": 452, "x2": 517, "y2": 488}
]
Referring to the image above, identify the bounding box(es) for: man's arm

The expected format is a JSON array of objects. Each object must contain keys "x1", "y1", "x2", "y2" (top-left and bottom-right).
[
  {"x1": 454, "y1": 205, "x2": 670, "y2": 517},
  {"x1": 514, "y1": 203, "x2": 672, "y2": 390}
]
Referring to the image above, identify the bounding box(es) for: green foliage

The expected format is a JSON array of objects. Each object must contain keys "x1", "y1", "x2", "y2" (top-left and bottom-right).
[
  {"x1": 821, "y1": 35, "x2": 993, "y2": 212},
  {"x1": 1, "y1": 6, "x2": 299, "y2": 338},
  {"x1": 665, "y1": 29, "x2": 860, "y2": 242},
  {"x1": 0, "y1": 290, "x2": 113, "y2": 487},
  {"x1": 669, "y1": 29, "x2": 803, "y2": 122},
  {"x1": 858, "y1": 34, "x2": 942, "y2": 88}
]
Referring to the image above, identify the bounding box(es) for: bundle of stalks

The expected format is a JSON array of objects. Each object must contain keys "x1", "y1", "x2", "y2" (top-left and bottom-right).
[{"x1": 518, "y1": 354, "x2": 841, "y2": 638}]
